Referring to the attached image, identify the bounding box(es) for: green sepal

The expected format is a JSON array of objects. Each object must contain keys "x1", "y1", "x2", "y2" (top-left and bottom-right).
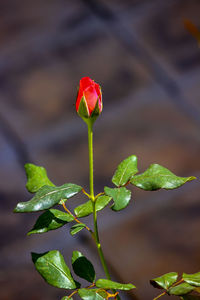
[
  {"x1": 14, "y1": 183, "x2": 82, "y2": 213},
  {"x1": 90, "y1": 96, "x2": 101, "y2": 118},
  {"x1": 31, "y1": 250, "x2": 80, "y2": 289},
  {"x1": 96, "y1": 279, "x2": 136, "y2": 290},
  {"x1": 183, "y1": 272, "x2": 200, "y2": 287},
  {"x1": 112, "y1": 155, "x2": 138, "y2": 187},
  {"x1": 74, "y1": 195, "x2": 112, "y2": 218},
  {"x1": 78, "y1": 96, "x2": 90, "y2": 118},
  {"x1": 28, "y1": 209, "x2": 74, "y2": 235},
  {"x1": 72, "y1": 251, "x2": 95, "y2": 283},
  {"x1": 25, "y1": 163, "x2": 55, "y2": 193},
  {"x1": 150, "y1": 272, "x2": 178, "y2": 290},
  {"x1": 78, "y1": 289, "x2": 105, "y2": 300},
  {"x1": 130, "y1": 164, "x2": 196, "y2": 191},
  {"x1": 70, "y1": 224, "x2": 86, "y2": 235},
  {"x1": 104, "y1": 186, "x2": 131, "y2": 211},
  {"x1": 169, "y1": 283, "x2": 195, "y2": 296}
]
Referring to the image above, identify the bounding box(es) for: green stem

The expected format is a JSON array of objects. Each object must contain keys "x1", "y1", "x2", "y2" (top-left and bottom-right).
[
  {"x1": 88, "y1": 122, "x2": 111, "y2": 277},
  {"x1": 88, "y1": 121, "x2": 94, "y2": 200},
  {"x1": 87, "y1": 121, "x2": 121, "y2": 300}
]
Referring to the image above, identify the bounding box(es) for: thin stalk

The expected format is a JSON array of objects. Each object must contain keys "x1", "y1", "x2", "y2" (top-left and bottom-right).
[
  {"x1": 87, "y1": 121, "x2": 121, "y2": 300},
  {"x1": 88, "y1": 122, "x2": 111, "y2": 277},
  {"x1": 88, "y1": 121, "x2": 94, "y2": 199}
]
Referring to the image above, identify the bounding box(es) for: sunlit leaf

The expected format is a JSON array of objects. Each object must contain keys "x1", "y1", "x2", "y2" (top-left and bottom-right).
[
  {"x1": 183, "y1": 272, "x2": 200, "y2": 287},
  {"x1": 96, "y1": 279, "x2": 135, "y2": 290},
  {"x1": 70, "y1": 224, "x2": 86, "y2": 236},
  {"x1": 25, "y1": 163, "x2": 55, "y2": 193},
  {"x1": 104, "y1": 187, "x2": 131, "y2": 211},
  {"x1": 112, "y1": 155, "x2": 138, "y2": 187},
  {"x1": 78, "y1": 289, "x2": 105, "y2": 300},
  {"x1": 130, "y1": 164, "x2": 196, "y2": 191},
  {"x1": 169, "y1": 283, "x2": 195, "y2": 296},
  {"x1": 32, "y1": 250, "x2": 79, "y2": 289},
  {"x1": 14, "y1": 183, "x2": 82, "y2": 213},
  {"x1": 150, "y1": 272, "x2": 178, "y2": 289},
  {"x1": 74, "y1": 195, "x2": 112, "y2": 218}
]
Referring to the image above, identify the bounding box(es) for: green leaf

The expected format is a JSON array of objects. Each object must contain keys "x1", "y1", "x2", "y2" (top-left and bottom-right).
[
  {"x1": 72, "y1": 251, "x2": 95, "y2": 283},
  {"x1": 130, "y1": 164, "x2": 196, "y2": 191},
  {"x1": 150, "y1": 272, "x2": 178, "y2": 289},
  {"x1": 183, "y1": 273, "x2": 200, "y2": 287},
  {"x1": 61, "y1": 297, "x2": 73, "y2": 300},
  {"x1": 78, "y1": 289, "x2": 105, "y2": 300},
  {"x1": 70, "y1": 224, "x2": 86, "y2": 236},
  {"x1": 74, "y1": 195, "x2": 112, "y2": 218},
  {"x1": 104, "y1": 187, "x2": 131, "y2": 211},
  {"x1": 112, "y1": 155, "x2": 138, "y2": 187},
  {"x1": 14, "y1": 183, "x2": 82, "y2": 213},
  {"x1": 28, "y1": 209, "x2": 74, "y2": 235},
  {"x1": 32, "y1": 250, "x2": 79, "y2": 289},
  {"x1": 25, "y1": 163, "x2": 55, "y2": 193},
  {"x1": 169, "y1": 283, "x2": 195, "y2": 296},
  {"x1": 96, "y1": 279, "x2": 136, "y2": 290},
  {"x1": 181, "y1": 296, "x2": 200, "y2": 300}
]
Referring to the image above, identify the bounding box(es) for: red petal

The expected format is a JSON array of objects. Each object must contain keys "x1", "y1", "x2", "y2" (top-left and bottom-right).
[
  {"x1": 76, "y1": 88, "x2": 83, "y2": 112},
  {"x1": 94, "y1": 83, "x2": 102, "y2": 112},
  {"x1": 80, "y1": 77, "x2": 94, "y2": 90},
  {"x1": 83, "y1": 85, "x2": 98, "y2": 115}
]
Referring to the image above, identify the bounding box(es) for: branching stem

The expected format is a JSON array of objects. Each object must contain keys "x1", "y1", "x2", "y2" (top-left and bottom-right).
[
  {"x1": 62, "y1": 201, "x2": 92, "y2": 234},
  {"x1": 153, "y1": 279, "x2": 184, "y2": 300}
]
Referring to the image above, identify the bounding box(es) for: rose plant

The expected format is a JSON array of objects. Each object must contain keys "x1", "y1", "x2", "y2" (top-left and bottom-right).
[{"x1": 14, "y1": 77, "x2": 199, "y2": 300}]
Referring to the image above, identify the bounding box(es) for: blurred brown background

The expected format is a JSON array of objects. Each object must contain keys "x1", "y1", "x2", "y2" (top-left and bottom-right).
[{"x1": 0, "y1": 0, "x2": 200, "y2": 299}]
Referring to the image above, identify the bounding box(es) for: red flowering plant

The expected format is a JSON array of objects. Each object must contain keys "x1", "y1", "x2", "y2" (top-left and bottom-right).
[{"x1": 14, "y1": 77, "x2": 199, "y2": 300}]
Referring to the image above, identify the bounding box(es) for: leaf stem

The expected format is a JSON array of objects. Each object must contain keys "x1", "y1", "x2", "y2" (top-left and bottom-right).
[
  {"x1": 82, "y1": 188, "x2": 91, "y2": 199},
  {"x1": 87, "y1": 121, "x2": 121, "y2": 300},
  {"x1": 153, "y1": 279, "x2": 184, "y2": 300},
  {"x1": 67, "y1": 283, "x2": 95, "y2": 299},
  {"x1": 153, "y1": 291, "x2": 166, "y2": 300},
  {"x1": 62, "y1": 201, "x2": 92, "y2": 234}
]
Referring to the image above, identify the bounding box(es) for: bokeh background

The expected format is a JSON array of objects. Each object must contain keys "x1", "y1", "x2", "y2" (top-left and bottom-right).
[{"x1": 0, "y1": 0, "x2": 200, "y2": 299}]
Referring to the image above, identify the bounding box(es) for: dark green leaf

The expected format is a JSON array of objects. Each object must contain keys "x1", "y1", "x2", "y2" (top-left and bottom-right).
[
  {"x1": 28, "y1": 209, "x2": 74, "y2": 235},
  {"x1": 72, "y1": 251, "x2": 95, "y2": 283},
  {"x1": 14, "y1": 183, "x2": 82, "y2": 213},
  {"x1": 150, "y1": 272, "x2": 178, "y2": 289},
  {"x1": 183, "y1": 273, "x2": 200, "y2": 287},
  {"x1": 112, "y1": 155, "x2": 138, "y2": 187},
  {"x1": 70, "y1": 224, "x2": 86, "y2": 236},
  {"x1": 130, "y1": 164, "x2": 196, "y2": 191},
  {"x1": 25, "y1": 163, "x2": 55, "y2": 193},
  {"x1": 104, "y1": 187, "x2": 131, "y2": 211},
  {"x1": 181, "y1": 296, "x2": 200, "y2": 300},
  {"x1": 96, "y1": 279, "x2": 135, "y2": 290},
  {"x1": 78, "y1": 289, "x2": 105, "y2": 300},
  {"x1": 32, "y1": 250, "x2": 79, "y2": 289},
  {"x1": 169, "y1": 283, "x2": 195, "y2": 295},
  {"x1": 74, "y1": 196, "x2": 112, "y2": 218}
]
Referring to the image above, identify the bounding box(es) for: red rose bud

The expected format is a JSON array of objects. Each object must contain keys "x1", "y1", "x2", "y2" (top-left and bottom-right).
[{"x1": 76, "y1": 77, "x2": 102, "y2": 123}]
